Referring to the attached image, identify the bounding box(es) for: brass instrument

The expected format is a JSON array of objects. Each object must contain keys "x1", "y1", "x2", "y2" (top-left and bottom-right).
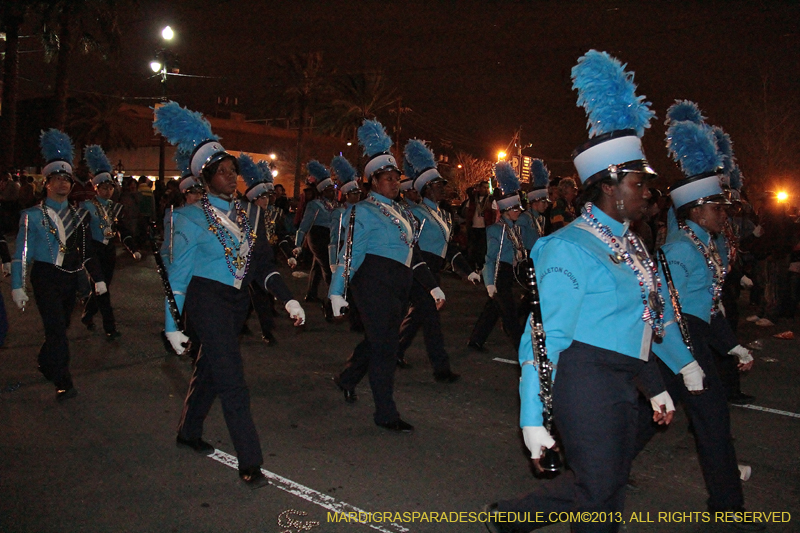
[{"x1": 524, "y1": 254, "x2": 562, "y2": 474}]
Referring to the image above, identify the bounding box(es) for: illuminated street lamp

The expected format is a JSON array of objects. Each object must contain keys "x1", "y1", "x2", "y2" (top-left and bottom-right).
[
  {"x1": 150, "y1": 60, "x2": 162, "y2": 73},
  {"x1": 161, "y1": 25, "x2": 174, "y2": 41},
  {"x1": 777, "y1": 191, "x2": 789, "y2": 202},
  {"x1": 152, "y1": 25, "x2": 176, "y2": 183},
  {"x1": 497, "y1": 150, "x2": 507, "y2": 160},
  {"x1": 269, "y1": 153, "x2": 277, "y2": 160}
]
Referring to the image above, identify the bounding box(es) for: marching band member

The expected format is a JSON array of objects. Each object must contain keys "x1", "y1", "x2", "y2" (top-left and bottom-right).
[
  {"x1": 11, "y1": 129, "x2": 105, "y2": 401},
  {"x1": 81, "y1": 145, "x2": 142, "y2": 339},
  {"x1": 396, "y1": 139, "x2": 475, "y2": 380},
  {"x1": 635, "y1": 103, "x2": 760, "y2": 528},
  {"x1": 329, "y1": 119, "x2": 440, "y2": 432},
  {"x1": 518, "y1": 159, "x2": 550, "y2": 249},
  {"x1": 154, "y1": 102, "x2": 305, "y2": 486},
  {"x1": 486, "y1": 50, "x2": 674, "y2": 533},
  {"x1": 468, "y1": 162, "x2": 531, "y2": 351},
  {"x1": 293, "y1": 160, "x2": 337, "y2": 304}
]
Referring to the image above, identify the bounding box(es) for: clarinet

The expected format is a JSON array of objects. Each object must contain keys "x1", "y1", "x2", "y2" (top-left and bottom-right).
[
  {"x1": 657, "y1": 249, "x2": 696, "y2": 360},
  {"x1": 325, "y1": 205, "x2": 356, "y2": 319},
  {"x1": 149, "y1": 222, "x2": 182, "y2": 332},
  {"x1": 524, "y1": 254, "x2": 562, "y2": 474}
]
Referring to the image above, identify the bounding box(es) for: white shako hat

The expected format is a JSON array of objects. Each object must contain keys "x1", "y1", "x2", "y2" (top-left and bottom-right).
[
  {"x1": 570, "y1": 50, "x2": 657, "y2": 187},
  {"x1": 307, "y1": 160, "x2": 333, "y2": 192},
  {"x1": 84, "y1": 144, "x2": 114, "y2": 187},
  {"x1": 527, "y1": 158, "x2": 550, "y2": 201},
  {"x1": 331, "y1": 155, "x2": 360, "y2": 195},
  {"x1": 495, "y1": 161, "x2": 522, "y2": 211},
  {"x1": 664, "y1": 100, "x2": 729, "y2": 209},
  {"x1": 238, "y1": 152, "x2": 273, "y2": 201},
  {"x1": 404, "y1": 139, "x2": 447, "y2": 193},
  {"x1": 152, "y1": 101, "x2": 232, "y2": 182},
  {"x1": 358, "y1": 119, "x2": 400, "y2": 179},
  {"x1": 40, "y1": 128, "x2": 75, "y2": 179}
]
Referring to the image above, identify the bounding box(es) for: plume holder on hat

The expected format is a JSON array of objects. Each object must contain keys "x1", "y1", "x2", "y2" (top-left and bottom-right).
[
  {"x1": 570, "y1": 50, "x2": 656, "y2": 186},
  {"x1": 84, "y1": 145, "x2": 114, "y2": 187},
  {"x1": 495, "y1": 161, "x2": 522, "y2": 211},
  {"x1": 528, "y1": 159, "x2": 550, "y2": 201},
  {"x1": 40, "y1": 129, "x2": 75, "y2": 179},
  {"x1": 404, "y1": 139, "x2": 446, "y2": 193},
  {"x1": 358, "y1": 119, "x2": 399, "y2": 179},
  {"x1": 307, "y1": 160, "x2": 333, "y2": 192},
  {"x1": 331, "y1": 156, "x2": 360, "y2": 195}
]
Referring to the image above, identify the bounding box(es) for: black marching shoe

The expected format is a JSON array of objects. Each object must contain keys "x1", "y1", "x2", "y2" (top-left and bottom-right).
[
  {"x1": 467, "y1": 340, "x2": 485, "y2": 351},
  {"x1": 396, "y1": 357, "x2": 413, "y2": 369},
  {"x1": 56, "y1": 387, "x2": 78, "y2": 403},
  {"x1": 483, "y1": 503, "x2": 515, "y2": 533},
  {"x1": 304, "y1": 294, "x2": 322, "y2": 303},
  {"x1": 376, "y1": 419, "x2": 414, "y2": 432},
  {"x1": 176, "y1": 435, "x2": 214, "y2": 454},
  {"x1": 333, "y1": 377, "x2": 357, "y2": 403},
  {"x1": 728, "y1": 392, "x2": 755, "y2": 405},
  {"x1": 434, "y1": 370, "x2": 461, "y2": 383},
  {"x1": 239, "y1": 466, "x2": 268, "y2": 488},
  {"x1": 81, "y1": 317, "x2": 95, "y2": 331},
  {"x1": 105, "y1": 330, "x2": 121, "y2": 341},
  {"x1": 262, "y1": 332, "x2": 278, "y2": 346}
]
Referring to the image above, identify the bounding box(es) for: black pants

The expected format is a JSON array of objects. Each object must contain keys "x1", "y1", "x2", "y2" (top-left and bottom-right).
[
  {"x1": 497, "y1": 342, "x2": 645, "y2": 533},
  {"x1": 178, "y1": 277, "x2": 263, "y2": 470},
  {"x1": 467, "y1": 227, "x2": 487, "y2": 271},
  {"x1": 635, "y1": 314, "x2": 743, "y2": 511},
  {"x1": 338, "y1": 255, "x2": 412, "y2": 425},
  {"x1": 31, "y1": 262, "x2": 79, "y2": 390},
  {"x1": 82, "y1": 240, "x2": 117, "y2": 333},
  {"x1": 708, "y1": 313, "x2": 743, "y2": 400},
  {"x1": 248, "y1": 282, "x2": 274, "y2": 336},
  {"x1": 470, "y1": 263, "x2": 523, "y2": 349},
  {"x1": 305, "y1": 226, "x2": 331, "y2": 298}
]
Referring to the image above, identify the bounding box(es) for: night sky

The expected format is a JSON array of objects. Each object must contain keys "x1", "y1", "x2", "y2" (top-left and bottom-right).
[{"x1": 14, "y1": 0, "x2": 800, "y2": 190}]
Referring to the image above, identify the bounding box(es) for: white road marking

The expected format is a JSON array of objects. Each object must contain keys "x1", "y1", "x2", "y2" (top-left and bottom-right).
[
  {"x1": 733, "y1": 404, "x2": 800, "y2": 419},
  {"x1": 207, "y1": 449, "x2": 410, "y2": 533},
  {"x1": 492, "y1": 357, "x2": 518, "y2": 365}
]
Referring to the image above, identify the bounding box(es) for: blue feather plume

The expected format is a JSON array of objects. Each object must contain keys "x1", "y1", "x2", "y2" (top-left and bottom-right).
[
  {"x1": 83, "y1": 145, "x2": 112, "y2": 174},
  {"x1": 40, "y1": 128, "x2": 74, "y2": 164},
  {"x1": 711, "y1": 126, "x2": 735, "y2": 176},
  {"x1": 175, "y1": 149, "x2": 191, "y2": 176},
  {"x1": 306, "y1": 160, "x2": 330, "y2": 182},
  {"x1": 256, "y1": 161, "x2": 274, "y2": 184},
  {"x1": 238, "y1": 153, "x2": 262, "y2": 188},
  {"x1": 404, "y1": 139, "x2": 437, "y2": 174},
  {"x1": 666, "y1": 121, "x2": 722, "y2": 177},
  {"x1": 729, "y1": 166, "x2": 743, "y2": 190},
  {"x1": 357, "y1": 119, "x2": 393, "y2": 157},
  {"x1": 571, "y1": 50, "x2": 655, "y2": 138},
  {"x1": 495, "y1": 161, "x2": 520, "y2": 194},
  {"x1": 153, "y1": 101, "x2": 218, "y2": 153},
  {"x1": 402, "y1": 157, "x2": 416, "y2": 180},
  {"x1": 665, "y1": 100, "x2": 705, "y2": 125},
  {"x1": 531, "y1": 159, "x2": 550, "y2": 188},
  {"x1": 330, "y1": 156, "x2": 357, "y2": 185}
]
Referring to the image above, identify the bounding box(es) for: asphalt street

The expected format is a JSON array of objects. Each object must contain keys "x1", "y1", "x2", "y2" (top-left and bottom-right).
[{"x1": 1, "y1": 248, "x2": 798, "y2": 533}]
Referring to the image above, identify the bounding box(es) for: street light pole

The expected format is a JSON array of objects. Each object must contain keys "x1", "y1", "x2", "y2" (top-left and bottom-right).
[{"x1": 152, "y1": 26, "x2": 174, "y2": 185}]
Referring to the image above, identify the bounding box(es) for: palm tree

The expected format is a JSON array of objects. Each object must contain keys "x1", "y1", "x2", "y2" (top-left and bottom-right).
[
  {"x1": 316, "y1": 71, "x2": 399, "y2": 140},
  {"x1": 0, "y1": 0, "x2": 35, "y2": 170},
  {"x1": 38, "y1": 0, "x2": 123, "y2": 130},
  {"x1": 274, "y1": 51, "x2": 332, "y2": 199},
  {"x1": 67, "y1": 95, "x2": 136, "y2": 151}
]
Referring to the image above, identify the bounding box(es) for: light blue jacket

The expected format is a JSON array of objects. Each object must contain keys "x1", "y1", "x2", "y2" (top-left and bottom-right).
[
  {"x1": 518, "y1": 207, "x2": 675, "y2": 427},
  {"x1": 295, "y1": 198, "x2": 336, "y2": 247},
  {"x1": 412, "y1": 198, "x2": 452, "y2": 258},
  {"x1": 482, "y1": 215, "x2": 531, "y2": 287}
]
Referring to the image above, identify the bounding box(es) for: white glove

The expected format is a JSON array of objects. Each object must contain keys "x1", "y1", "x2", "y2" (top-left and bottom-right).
[
  {"x1": 284, "y1": 299, "x2": 306, "y2": 325},
  {"x1": 330, "y1": 264, "x2": 337, "y2": 273},
  {"x1": 650, "y1": 391, "x2": 676, "y2": 415},
  {"x1": 740, "y1": 275, "x2": 753, "y2": 289},
  {"x1": 12, "y1": 288, "x2": 28, "y2": 310},
  {"x1": 95, "y1": 281, "x2": 108, "y2": 295},
  {"x1": 729, "y1": 344, "x2": 754, "y2": 364},
  {"x1": 521, "y1": 426, "x2": 556, "y2": 460},
  {"x1": 486, "y1": 284, "x2": 497, "y2": 298},
  {"x1": 292, "y1": 247, "x2": 303, "y2": 257},
  {"x1": 467, "y1": 272, "x2": 481, "y2": 284},
  {"x1": 752, "y1": 225, "x2": 763, "y2": 238},
  {"x1": 430, "y1": 287, "x2": 445, "y2": 302},
  {"x1": 2, "y1": 262, "x2": 10, "y2": 275},
  {"x1": 287, "y1": 257, "x2": 297, "y2": 268},
  {"x1": 679, "y1": 360, "x2": 706, "y2": 392},
  {"x1": 165, "y1": 330, "x2": 190, "y2": 355},
  {"x1": 330, "y1": 294, "x2": 349, "y2": 317},
  {"x1": 132, "y1": 251, "x2": 142, "y2": 261}
]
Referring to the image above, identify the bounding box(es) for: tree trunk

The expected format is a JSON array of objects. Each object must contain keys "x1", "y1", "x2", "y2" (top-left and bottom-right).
[
  {"x1": 52, "y1": 9, "x2": 73, "y2": 130},
  {"x1": 0, "y1": 14, "x2": 23, "y2": 170}
]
